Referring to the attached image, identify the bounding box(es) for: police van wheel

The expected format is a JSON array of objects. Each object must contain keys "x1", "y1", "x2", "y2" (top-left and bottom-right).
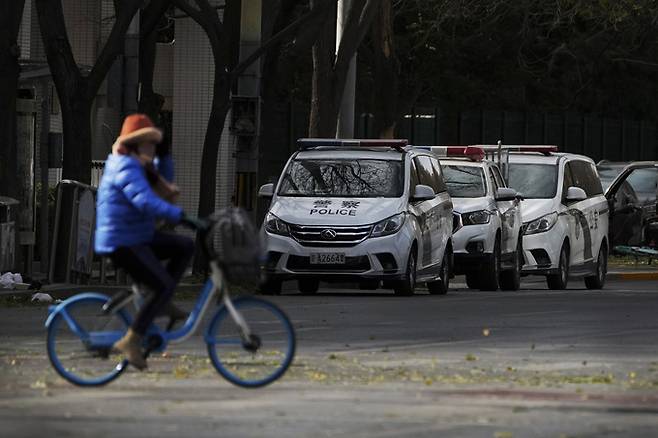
[
  {"x1": 427, "y1": 249, "x2": 450, "y2": 295},
  {"x1": 585, "y1": 244, "x2": 607, "y2": 290},
  {"x1": 298, "y1": 279, "x2": 319, "y2": 295},
  {"x1": 480, "y1": 238, "x2": 501, "y2": 291},
  {"x1": 500, "y1": 240, "x2": 522, "y2": 291},
  {"x1": 547, "y1": 244, "x2": 569, "y2": 290},
  {"x1": 394, "y1": 251, "x2": 416, "y2": 296},
  {"x1": 465, "y1": 275, "x2": 480, "y2": 289}
]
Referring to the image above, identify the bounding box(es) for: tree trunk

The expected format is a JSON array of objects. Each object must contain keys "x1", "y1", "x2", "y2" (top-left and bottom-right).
[
  {"x1": 197, "y1": 79, "x2": 232, "y2": 219},
  {"x1": 35, "y1": 0, "x2": 141, "y2": 184},
  {"x1": 138, "y1": 0, "x2": 170, "y2": 122},
  {"x1": 61, "y1": 96, "x2": 93, "y2": 182},
  {"x1": 309, "y1": 2, "x2": 337, "y2": 137},
  {"x1": 258, "y1": 0, "x2": 330, "y2": 220},
  {"x1": 138, "y1": 25, "x2": 162, "y2": 122},
  {"x1": 0, "y1": 0, "x2": 26, "y2": 198},
  {"x1": 308, "y1": 0, "x2": 377, "y2": 137},
  {"x1": 371, "y1": 0, "x2": 398, "y2": 138}
]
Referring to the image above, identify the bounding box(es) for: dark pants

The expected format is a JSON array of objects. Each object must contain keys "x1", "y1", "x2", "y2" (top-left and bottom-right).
[{"x1": 110, "y1": 232, "x2": 195, "y2": 335}]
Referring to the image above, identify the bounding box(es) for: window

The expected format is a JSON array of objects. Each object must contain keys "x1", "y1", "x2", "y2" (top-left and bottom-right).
[
  {"x1": 492, "y1": 166, "x2": 506, "y2": 188},
  {"x1": 562, "y1": 161, "x2": 574, "y2": 202},
  {"x1": 443, "y1": 165, "x2": 486, "y2": 197},
  {"x1": 278, "y1": 159, "x2": 404, "y2": 198},
  {"x1": 508, "y1": 163, "x2": 558, "y2": 199},
  {"x1": 430, "y1": 158, "x2": 447, "y2": 193},
  {"x1": 414, "y1": 156, "x2": 440, "y2": 194},
  {"x1": 568, "y1": 161, "x2": 603, "y2": 198},
  {"x1": 624, "y1": 168, "x2": 657, "y2": 204},
  {"x1": 488, "y1": 168, "x2": 500, "y2": 192},
  {"x1": 409, "y1": 160, "x2": 420, "y2": 191}
]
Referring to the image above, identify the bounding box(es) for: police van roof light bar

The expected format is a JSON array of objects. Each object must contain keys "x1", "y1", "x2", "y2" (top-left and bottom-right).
[
  {"x1": 420, "y1": 146, "x2": 486, "y2": 162},
  {"x1": 297, "y1": 138, "x2": 408, "y2": 152}
]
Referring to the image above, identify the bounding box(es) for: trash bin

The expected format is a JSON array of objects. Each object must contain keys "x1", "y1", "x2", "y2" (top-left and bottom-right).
[
  {"x1": 49, "y1": 180, "x2": 97, "y2": 284},
  {"x1": 0, "y1": 197, "x2": 20, "y2": 272}
]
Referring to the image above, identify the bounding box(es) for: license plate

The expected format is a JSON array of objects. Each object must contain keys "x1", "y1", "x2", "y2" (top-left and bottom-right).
[{"x1": 310, "y1": 253, "x2": 346, "y2": 264}]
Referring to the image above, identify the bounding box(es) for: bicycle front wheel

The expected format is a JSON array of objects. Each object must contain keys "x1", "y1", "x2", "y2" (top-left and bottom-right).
[
  {"x1": 46, "y1": 293, "x2": 130, "y2": 386},
  {"x1": 206, "y1": 297, "x2": 296, "y2": 388}
]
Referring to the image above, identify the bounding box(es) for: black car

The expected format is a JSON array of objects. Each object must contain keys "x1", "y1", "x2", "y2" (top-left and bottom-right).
[{"x1": 598, "y1": 161, "x2": 658, "y2": 248}]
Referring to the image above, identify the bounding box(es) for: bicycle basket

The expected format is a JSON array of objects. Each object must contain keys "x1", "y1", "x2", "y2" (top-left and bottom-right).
[{"x1": 208, "y1": 208, "x2": 263, "y2": 286}]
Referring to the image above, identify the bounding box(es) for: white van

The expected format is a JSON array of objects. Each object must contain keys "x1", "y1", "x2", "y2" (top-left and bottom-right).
[
  {"x1": 258, "y1": 139, "x2": 454, "y2": 296},
  {"x1": 426, "y1": 146, "x2": 523, "y2": 291},
  {"x1": 506, "y1": 148, "x2": 609, "y2": 289}
]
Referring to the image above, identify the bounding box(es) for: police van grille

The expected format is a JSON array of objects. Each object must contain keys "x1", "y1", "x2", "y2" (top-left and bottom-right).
[{"x1": 289, "y1": 224, "x2": 372, "y2": 247}]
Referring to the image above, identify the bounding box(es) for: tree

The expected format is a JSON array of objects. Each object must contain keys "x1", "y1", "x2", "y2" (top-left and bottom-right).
[
  {"x1": 368, "y1": 0, "x2": 398, "y2": 138},
  {"x1": 138, "y1": 0, "x2": 173, "y2": 123},
  {"x1": 34, "y1": 0, "x2": 142, "y2": 184},
  {"x1": 308, "y1": 0, "x2": 377, "y2": 137},
  {"x1": 0, "y1": 0, "x2": 26, "y2": 198},
  {"x1": 172, "y1": 0, "x2": 328, "y2": 270},
  {"x1": 258, "y1": 0, "x2": 331, "y2": 212}
]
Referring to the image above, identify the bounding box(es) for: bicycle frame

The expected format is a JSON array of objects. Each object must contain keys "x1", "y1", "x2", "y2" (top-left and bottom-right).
[{"x1": 45, "y1": 260, "x2": 252, "y2": 352}]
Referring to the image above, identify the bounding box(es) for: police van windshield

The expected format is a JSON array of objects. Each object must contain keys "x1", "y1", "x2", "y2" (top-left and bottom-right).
[
  {"x1": 442, "y1": 165, "x2": 486, "y2": 198},
  {"x1": 278, "y1": 159, "x2": 404, "y2": 198},
  {"x1": 508, "y1": 163, "x2": 558, "y2": 199}
]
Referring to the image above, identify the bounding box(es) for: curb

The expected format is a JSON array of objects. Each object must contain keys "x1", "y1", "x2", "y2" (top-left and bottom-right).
[
  {"x1": 607, "y1": 271, "x2": 658, "y2": 281},
  {"x1": 0, "y1": 282, "x2": 206, "y2": 299}
]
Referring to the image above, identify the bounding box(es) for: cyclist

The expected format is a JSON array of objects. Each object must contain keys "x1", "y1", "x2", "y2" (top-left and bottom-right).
[{"x1": 95, "y1": 113, "x2": 197, "y2": 370}]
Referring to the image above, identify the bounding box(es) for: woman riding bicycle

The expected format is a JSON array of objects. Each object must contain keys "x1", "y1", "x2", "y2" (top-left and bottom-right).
[{"x1": 95, "y1": 114, "x2": 197, "y2": 370}]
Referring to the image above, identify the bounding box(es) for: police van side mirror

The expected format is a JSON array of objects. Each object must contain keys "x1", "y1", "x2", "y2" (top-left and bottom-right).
[
  {"x1": 258, "y1": 183, "x2": 275, "y2": 198},
  {"x1": 412, "y1": 184, "x2": 436, "y2": 202},
  {"x1": 495, "y1": 188, "x2": 517, "y2": 202},
  {"x1": 566, "y1": 186, "x2": 587, "y2": 203}
]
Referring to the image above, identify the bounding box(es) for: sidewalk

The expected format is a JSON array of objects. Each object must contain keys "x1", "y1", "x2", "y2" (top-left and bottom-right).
[
  {"x1": 0, "y1": 281, "x2": 206, "y2": 299},
  {"x1": 607, "y1": 263, "x2": 658, "y2": 281},
  {"x1": 1, "y1": 265, "x2": 654, "y2": 299}
]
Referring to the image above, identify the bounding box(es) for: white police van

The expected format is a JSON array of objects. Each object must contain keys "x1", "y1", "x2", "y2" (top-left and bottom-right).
[
  {"x1": 258, "y1": 139, "x2": 454, "y2": 296},
  {"x1": 504, "y1": 146, "x2": 609, "y2": 289},
  {"x1": 422, "y1": 146, "x2": 523, "y2": 291}
]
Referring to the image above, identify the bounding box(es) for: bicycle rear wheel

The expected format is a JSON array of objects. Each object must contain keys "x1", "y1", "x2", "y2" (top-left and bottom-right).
[
  {"x1": 205, "y1": 297, "x2": 295, "y2": 388},
  {"x1": 46, "y1": 293, "x2": 130, "y2": 386}
]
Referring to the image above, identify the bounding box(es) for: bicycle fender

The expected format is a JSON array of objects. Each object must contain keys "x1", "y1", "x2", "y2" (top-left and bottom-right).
[{"x1": 44, "y1": 292, "x2": 111, "y2": 328}]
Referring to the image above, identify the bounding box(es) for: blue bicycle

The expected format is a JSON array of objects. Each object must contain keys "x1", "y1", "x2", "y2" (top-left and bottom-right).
[{"x1": 45, "y1": 211, "x2": 296, "y2": 388}]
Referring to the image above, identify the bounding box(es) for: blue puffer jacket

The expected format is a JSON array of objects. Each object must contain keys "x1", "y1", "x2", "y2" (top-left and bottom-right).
[
  {"x1": 154, "y1": 155, "x2": 175, "y2": 183},
  {"x1": 94, "y1": 154, "x2": 183, "y2": 254}
]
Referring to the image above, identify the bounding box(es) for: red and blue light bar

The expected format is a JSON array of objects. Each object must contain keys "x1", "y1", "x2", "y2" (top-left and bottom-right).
[
  {"x1": 416, "y1": 146, "x2": 486, "y2": 161},
  {"x1": 297, "y1": 138, "x2": 408, "y2": 152}
]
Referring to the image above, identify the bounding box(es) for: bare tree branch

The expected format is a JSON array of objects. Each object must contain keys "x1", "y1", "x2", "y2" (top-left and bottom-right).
[
  {"x1": 88, "y1": 0, "x2": 141, "y2": 94},
  {"x1": 231, "y1": 3, "x2": 327, "y2": 80}
]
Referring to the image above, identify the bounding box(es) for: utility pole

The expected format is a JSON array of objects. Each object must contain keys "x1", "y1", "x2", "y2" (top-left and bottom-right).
[
  {"x1": 336, "y1": 0, "x2": 356, "y2": 138},
  {"x1": 39, "y1": 85, "x2": 50, "y2": 275}
]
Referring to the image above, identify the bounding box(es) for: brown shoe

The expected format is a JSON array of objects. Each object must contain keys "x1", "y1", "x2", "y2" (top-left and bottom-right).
[{"x1": 113, "y1": 329, "x2": 147, "y2": 370}]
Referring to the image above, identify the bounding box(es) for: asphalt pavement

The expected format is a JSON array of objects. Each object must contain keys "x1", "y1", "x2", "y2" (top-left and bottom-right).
[{"x1": 1, "y1": 278, "x2": 658, "y2": 437}]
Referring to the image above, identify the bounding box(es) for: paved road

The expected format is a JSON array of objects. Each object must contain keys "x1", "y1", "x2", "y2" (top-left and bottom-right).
[{"x1": 1, "y1": 278, "x2": 658, "y2": 437}]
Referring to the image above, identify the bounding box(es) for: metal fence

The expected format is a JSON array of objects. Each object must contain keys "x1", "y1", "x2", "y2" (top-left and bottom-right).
[{"x1": 372, "y1": 108, "x2": 658, "y2": 163}]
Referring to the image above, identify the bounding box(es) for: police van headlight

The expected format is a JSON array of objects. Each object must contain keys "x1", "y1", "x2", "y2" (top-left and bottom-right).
[
  {"x1": 524, "y1": 212, "x2": 558, "y2": 235},
  {"x1": 371, "y1": 213, "x2": 406, "y2": 238},
  {"x1": 462, "y1": 210, "x2": 491, "y2": 226},
  {"x1": 265, "y1": 212, "x2": 290, "y2": 236}
]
